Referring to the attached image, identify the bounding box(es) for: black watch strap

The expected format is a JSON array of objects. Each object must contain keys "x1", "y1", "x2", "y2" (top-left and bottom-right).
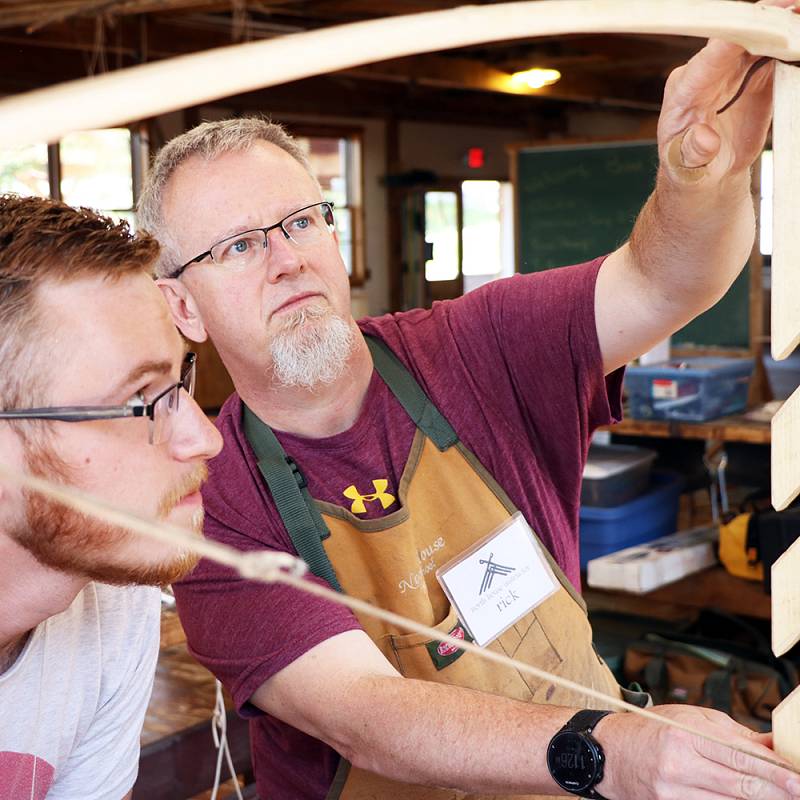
[
  {"x1": 559, "y1": 709, "x2": 613, "y2": 800},
  {"x1": 564, "y1": 709, "x2": 613, "y2": 735}
]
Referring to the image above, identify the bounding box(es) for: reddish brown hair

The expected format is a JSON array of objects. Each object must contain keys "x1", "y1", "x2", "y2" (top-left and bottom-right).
[{"x1": 0, "y1": 194, "x2": 160, "y2": 409}]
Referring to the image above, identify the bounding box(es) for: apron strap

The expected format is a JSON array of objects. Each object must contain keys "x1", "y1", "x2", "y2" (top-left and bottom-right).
[
  {"x1": 240, "y1": 335, "x2": 456, "y2": 589},
  {"x1": 365, "y1": 335, "x2": 458, "y2": 451},
  {"x1": 242, "y1": 404, "x2": 342, "y2": 592}
]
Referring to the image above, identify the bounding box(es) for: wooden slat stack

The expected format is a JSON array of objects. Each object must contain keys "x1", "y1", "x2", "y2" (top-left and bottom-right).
[{"x1": 769, "y1": 61, "x2": 800, "y2": 770}]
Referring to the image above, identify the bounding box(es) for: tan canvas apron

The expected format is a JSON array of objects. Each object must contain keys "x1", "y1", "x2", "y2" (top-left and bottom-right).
[{"x1": 243, "y1": 336, "x2": 632, "y2": 800}]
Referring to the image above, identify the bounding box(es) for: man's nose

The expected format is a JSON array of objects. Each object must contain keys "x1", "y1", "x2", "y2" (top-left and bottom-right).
[
  {"x1": 263, "y1": 228, "x2": 305, "y2": 283},
  {"x1": 168, "y1": 394, "x2": 223, "y2": 462}
]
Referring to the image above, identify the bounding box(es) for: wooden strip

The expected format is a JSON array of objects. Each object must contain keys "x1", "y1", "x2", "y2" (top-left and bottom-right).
[
  {"x1": 773, "y1": 685, "x2": 800, "y2": 769},
  {"x1": 771, "y1": 538, "x2": 800, "y2": 656},
  {"x1": 771, "y1": 62, "x2": 800, "y2": 361},
  {"x1": 771, "y1": 390, "x2": 800, "y2": 510},
  {"x1": 1, "y1": 0, "x2": 800, "y2": 148}
]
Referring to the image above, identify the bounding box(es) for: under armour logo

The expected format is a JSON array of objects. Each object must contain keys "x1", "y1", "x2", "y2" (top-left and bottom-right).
[
  {"x1": 479, "y1": 552, "x2": 515, "y2": 594},
  {"x1": 343, "y1": 479, "x2": 396, "y2": 515}
]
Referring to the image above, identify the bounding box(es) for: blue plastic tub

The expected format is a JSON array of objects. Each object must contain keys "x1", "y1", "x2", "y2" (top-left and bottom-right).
[
  {"x1": 625, "y1": 357, "x2": 754, "y2": 422},
  {"x1": 579, "y1": 471, "x2": 683, "y2": 570}
]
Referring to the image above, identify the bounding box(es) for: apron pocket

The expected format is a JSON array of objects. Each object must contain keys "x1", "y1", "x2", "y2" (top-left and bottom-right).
[
  {"x1": 491, "y1": 609, "x2": 564, "y2": 701},
  {"x1": 387, "y1": 605, "x2": 564, "y2": 705},
  {"x1": 386, "y1": 605, "x2": 466, "y2": 677}
]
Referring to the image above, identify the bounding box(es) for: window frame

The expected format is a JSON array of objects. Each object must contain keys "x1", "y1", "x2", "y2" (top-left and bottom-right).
[
  {"x1": 284, "y1": 123, "x2": 366, "y2": 287},
  {"x1": 6, "y1": 125, "x2": 146, "y2": 220}
]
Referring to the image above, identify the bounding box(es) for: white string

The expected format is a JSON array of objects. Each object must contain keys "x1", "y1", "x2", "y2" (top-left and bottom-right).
[
  {"x1": 0, "y1": 462, "x2": 796, "y2": 775},
  {"x1": 210, "y1": 678, "x2": 244, "y2": 800}
]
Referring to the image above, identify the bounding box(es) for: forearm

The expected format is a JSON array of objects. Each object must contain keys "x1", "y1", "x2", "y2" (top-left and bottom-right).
[
  {"x1": 627, "y1": 162, "x2": 755, "y2": 320},
  {"x1": 321, "y1": 674, "x2": 575, "y2": 794},
  {"x1": 595, "y1": 168, "x2": 756, "y2": 372}
]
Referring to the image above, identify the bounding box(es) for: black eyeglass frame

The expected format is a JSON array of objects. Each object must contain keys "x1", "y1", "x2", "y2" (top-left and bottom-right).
[
  {"x1": 171, "y1": 201, "x2": 336, "y2": 279},
  {"x1": 0, "y1": 353, "x2": 197, "y2": 438}
]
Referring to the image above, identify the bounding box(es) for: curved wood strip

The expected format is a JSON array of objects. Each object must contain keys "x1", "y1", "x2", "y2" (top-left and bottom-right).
[{"x1": 0, "y1": 0, "x2": 799, "y2": 147}]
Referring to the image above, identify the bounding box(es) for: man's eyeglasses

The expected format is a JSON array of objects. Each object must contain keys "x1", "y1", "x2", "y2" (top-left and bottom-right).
[
  {"x1": 0, "y1": 352, "x2": 197, "y2": 446},
  {"x1": 172, "y1": 201, "x2": 336, "y2": 279}
]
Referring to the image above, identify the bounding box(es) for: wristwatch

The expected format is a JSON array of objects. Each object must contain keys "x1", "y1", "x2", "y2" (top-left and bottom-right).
[{"x1": 546, "y1": 709, "x2": 613, "y2": 799}]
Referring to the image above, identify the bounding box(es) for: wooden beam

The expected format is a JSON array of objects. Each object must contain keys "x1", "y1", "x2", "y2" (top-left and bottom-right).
[
  {"x1": 771, "y1": 390, "x2": 800, "y2": 510},
  {"x1": 771, "y1": 538, "x2": 800, "y2": 656},
  {"x1": 773, "y1": 686, "x2": 800, "y2": 769},
  {"x1": 771, "y1": 62, "x2": 800, "y2": 361},
  {"x1": 1, "y1": 0, "x2": 800, "y2": 147}
]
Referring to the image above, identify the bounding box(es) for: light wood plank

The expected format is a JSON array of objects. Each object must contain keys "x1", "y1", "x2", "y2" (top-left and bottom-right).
[
  {"x1": 771, "y1": 538, "x2": 800, "y2": 656},
  {"x1": 2, "y1": 0, "x2": 800, "y2": 147},
  {"x1": 773, "y1": 685, "x2": 800, "y2": 769},
  {"x1": 771, "y1": 389, "x2": 800, "y2": 510},
  {"x1": 771, "y1": 62, "x2": 800, "y2": 361}
]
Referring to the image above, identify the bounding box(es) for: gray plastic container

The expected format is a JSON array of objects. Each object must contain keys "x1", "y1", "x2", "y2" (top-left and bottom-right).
[{"x1": 581, "y1": 444, "x2": 657, "y2": 508}]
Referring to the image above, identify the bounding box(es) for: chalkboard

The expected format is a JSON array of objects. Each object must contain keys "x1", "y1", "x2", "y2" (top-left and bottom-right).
[{"x1": 515, "y1": 141, "x2": 750, "y2": 349}]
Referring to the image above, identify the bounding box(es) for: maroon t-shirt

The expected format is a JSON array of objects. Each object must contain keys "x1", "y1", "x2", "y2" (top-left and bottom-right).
[{"x1": 173, "y1": 257, "x2": 623, "y2": 800}]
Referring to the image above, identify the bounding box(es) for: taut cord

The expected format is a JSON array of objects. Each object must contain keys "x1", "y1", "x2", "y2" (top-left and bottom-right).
[{"x1": 0, "y1": 461, "x2": 795, "y2": 776}]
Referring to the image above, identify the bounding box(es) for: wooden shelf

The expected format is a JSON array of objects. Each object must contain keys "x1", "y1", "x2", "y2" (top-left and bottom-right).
[
  {"x1": 601, "y1": 414, "x2": 771, "y2": 445},
  {"x1": 584, "y1": 566, "x2": 772, "y2": 621}
]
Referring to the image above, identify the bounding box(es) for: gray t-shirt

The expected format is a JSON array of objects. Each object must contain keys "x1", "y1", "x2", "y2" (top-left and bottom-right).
[{"x1": 0, "y1": 582, "x2": 160, "y2": 799}]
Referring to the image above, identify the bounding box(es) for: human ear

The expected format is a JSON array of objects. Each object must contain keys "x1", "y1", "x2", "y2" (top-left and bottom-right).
[{"x1": 156, "y1": 278, "x2": 208, "y2": 343}]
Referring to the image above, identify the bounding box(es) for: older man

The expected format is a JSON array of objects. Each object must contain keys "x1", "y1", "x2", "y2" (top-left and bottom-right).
[
  {"x1": 141, "y1": 11, "x2": 800, "y2": 800},
  {"x1": 0, "y1": 194, "x2": 222, "y2": 800}
]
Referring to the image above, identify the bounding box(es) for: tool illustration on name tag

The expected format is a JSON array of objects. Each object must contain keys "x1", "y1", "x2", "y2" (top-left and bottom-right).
[{"x1": 479, "y1": 553, "x2": 515, "y2": 594}]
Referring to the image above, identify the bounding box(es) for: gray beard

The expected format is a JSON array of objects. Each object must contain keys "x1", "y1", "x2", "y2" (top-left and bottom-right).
[{"x1": 269, "y1": 304, "x2": 356, "y2": 389}]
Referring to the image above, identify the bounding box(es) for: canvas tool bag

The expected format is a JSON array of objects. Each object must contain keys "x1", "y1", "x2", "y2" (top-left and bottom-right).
[{"x1": 623, "y1": 614, "x2": 797, "y2": 732}]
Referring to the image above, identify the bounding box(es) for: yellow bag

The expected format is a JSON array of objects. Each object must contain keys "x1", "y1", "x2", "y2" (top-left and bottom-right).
[{"x1": 718, "y1": 513, "x2": 764, "y2": 582}]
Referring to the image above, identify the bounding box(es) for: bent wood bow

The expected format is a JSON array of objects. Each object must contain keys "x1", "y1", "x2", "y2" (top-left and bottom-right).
[{"x1": 0, "y1": 0, "x2": 800, "y2": 147}]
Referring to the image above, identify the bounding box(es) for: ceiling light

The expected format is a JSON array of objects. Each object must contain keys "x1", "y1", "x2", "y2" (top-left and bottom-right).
[{"x1": 510, "y1": 68, "x2": 562, "y2": 90}]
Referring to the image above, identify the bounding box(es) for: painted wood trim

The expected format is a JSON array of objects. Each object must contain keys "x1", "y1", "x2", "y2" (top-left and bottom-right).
[
  {"x1": 771, "y1": 538, "x2": 800, "y2": 657},
  {"x1": 773, "y1": 685, "x2": 800, "y2": 769},
  {"x1": 771, "y1": 389, "x2": 800, "y2": 511},
  {"x1": 771, "y1": 63, "x2": 800, "y2": 360}
]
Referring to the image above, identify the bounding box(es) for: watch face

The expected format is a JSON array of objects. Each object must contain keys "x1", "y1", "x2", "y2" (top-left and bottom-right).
[{"x1": 547, "y1": 731, "x2": 602, "y2": 793}]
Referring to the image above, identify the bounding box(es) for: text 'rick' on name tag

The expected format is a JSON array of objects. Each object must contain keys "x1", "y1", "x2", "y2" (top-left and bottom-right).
[{"x1": 436, "y1": 512, "x2": 558, "y2": 647}]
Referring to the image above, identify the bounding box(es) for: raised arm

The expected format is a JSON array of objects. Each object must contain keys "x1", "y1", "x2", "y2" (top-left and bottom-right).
[{"x1": 596, "y1": 0, "x2": 799, "y2": 375}]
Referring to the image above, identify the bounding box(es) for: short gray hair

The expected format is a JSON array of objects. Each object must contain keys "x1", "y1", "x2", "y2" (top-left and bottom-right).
[{"x1": 138, "y1": 116, "x2": 317, "y2": 278}]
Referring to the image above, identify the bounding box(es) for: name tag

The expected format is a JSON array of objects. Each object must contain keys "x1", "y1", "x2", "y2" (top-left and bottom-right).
[{"x1": 436, "y1": 512, "x2": 559, "y2": 647}]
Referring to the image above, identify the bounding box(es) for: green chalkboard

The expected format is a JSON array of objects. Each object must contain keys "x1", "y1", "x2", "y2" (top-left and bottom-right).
[{"x1": 515, "y1": 141, "x2": 749, "y2": 349}]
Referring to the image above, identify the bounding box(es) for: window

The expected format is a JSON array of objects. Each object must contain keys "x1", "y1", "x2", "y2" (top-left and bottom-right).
[
  {"x1": 0, "y1": 128, "x2": 140, "y2": 227},
  {"x1": 424, "y1": 191, "x2": 460, "y2": 282},
  {"x1": 293, "y1": 130, "x2": 364, "y2": 285},
  {"x1": 60, "y1": 129, "x2": 136, "y2": 227},
  {"x1": 0, "y1": 143, "x2": 49, "y2": 197},
  {"x1": 461, "y1": 180, "x2": 514, "y2": 293},
  {"x1": 421, "y1": 181, "x2": 514, "y2": 289}
]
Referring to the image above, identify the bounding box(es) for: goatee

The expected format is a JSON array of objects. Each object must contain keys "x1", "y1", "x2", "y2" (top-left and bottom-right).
[{"x1": 270, "y1": 303, "x2": 355, "y2": 389}]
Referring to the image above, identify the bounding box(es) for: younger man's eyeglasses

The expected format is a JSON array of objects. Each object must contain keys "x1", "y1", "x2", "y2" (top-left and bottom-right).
[{"x1": 0, "y1": 352, "x2": 197, "y2": 446}]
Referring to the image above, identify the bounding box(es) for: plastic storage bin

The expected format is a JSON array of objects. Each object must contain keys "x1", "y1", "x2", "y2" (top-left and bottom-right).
[
  {"x1": 625, "y1": 357, "x2": 754, "y2": 422},
  {"x1": 762, "y1": 347, "x2": 800, "y2": 400},
  {"x1": 581, "y1": 444, "x2": 657, "y2": 507},
  {"x1": 579, "y1": 471, "x2": 683, "y2": 569}
]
